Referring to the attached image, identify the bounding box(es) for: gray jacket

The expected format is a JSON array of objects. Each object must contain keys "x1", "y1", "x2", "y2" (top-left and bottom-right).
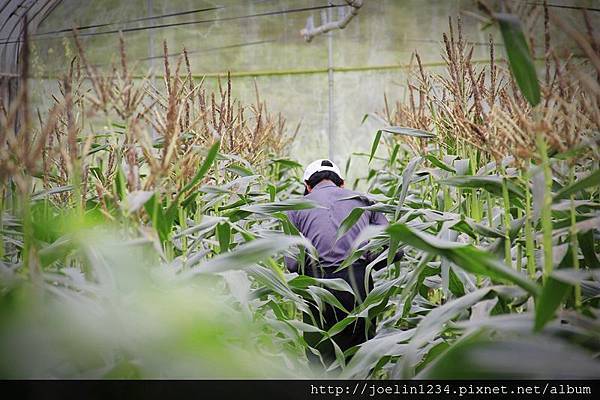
[{"x1": 285, "y1": 181, "x2": 388, "y2": 272}]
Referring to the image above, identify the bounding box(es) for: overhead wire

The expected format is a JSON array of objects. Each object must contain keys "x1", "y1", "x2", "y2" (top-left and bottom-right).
[
  {"x1": 34, "y1": 6, "x2": 224, "y2": 36},
  {"x1": 0, "y1": 3, "x2": 345, "y2": 45},
  {"x1": 526, "y1": 2, "x2": 600, "y2": 13},
  {"x1": 0, "y1": 4, "x2": 222, "y2": 42}
]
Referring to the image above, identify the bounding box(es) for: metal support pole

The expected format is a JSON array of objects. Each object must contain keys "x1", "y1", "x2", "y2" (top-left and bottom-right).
[{"x1": 327, "y1": 6, "x2": 334, "y2": 162}]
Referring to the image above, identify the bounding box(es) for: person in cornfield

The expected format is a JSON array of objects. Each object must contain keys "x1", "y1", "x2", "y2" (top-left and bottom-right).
[{"x1": 284, "y1": 159, "x2": 403, "y2": 364}]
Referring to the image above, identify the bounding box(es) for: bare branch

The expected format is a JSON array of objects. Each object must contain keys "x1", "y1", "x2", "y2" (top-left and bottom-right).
[{"x1": 300, "y1": 0, "x2": 363, "y2": 42}]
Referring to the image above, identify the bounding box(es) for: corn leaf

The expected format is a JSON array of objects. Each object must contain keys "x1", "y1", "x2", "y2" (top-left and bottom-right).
[
  {"x1": 382, "y1": 126, "x2": 436, "y2": 138},
  {"x1": 369, "y1": 130, "x2": 382, "y2": 164},
  {"x1": 440, "y1": 175, "x2": 524, "y2": 199},
  {"x1": 385, "y1": 223, "x2": 540, "y2": 295},
  {"x1": 495, "y1": 13, "x2": 540, "y2": 106},
  {"x1": 184, "y1": 235, "x2": 311, "y2": 274},
  {"x1": 180, "y1": 140, "x2": 220, "y2": 195},
  {"x1": 419, "y1": 334, "x2": 600, "y2": 379},
  {"x1": 336, "y1": 208, "x2": 366, "y2": 239},
  {"x1": 534, "y1": 276, "x2": 571, "y2": 332},
  {"x1": 425, "y1": 154, "x2": 456, "y2": 173},
  {"x1": 554, "y1": 169, "x2": 600, "y2": 200},
  {"x1": 240, "y1": 199, "x2": 322, "y2": 215}
]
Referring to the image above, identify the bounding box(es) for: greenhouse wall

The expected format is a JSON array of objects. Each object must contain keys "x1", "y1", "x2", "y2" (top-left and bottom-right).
[{"x1": 29, "y1": 0, "x2": 597, "y2": 180}]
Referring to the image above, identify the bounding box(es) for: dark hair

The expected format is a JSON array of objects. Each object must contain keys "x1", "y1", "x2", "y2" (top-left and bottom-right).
[{"x1": 304, "y1": 160, "x2": 344, "y2": 195}]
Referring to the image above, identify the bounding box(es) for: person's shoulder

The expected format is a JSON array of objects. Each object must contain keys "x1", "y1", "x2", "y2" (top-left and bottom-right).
[{"x1": 288, "y1": 194, "x2": 316, "y2": 219}]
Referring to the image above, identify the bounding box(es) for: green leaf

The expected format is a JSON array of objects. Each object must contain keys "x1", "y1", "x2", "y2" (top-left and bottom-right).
[
  {"x1": 144, "y1": 194, "x2": 176, "y2": 243},
  {"x1": 216, "y1": 222, "x2": 231, "y2": 253},
  {"x1": 38, "y1": 236, "x2": 74, "y2": 267},
  {"x1": 448, "y1": 266, "x2": 465, "y2": 297},
  {"x1": 534, "y1": 276, "x2": 571, "y2": 332},
  {"x1": 361, "y1": 112, "x2": 387, "y2": 126},
  {"x1": 554, "y1": 169, "x2": 600, "y2": 200},
  {"x1": 172, "y1": 215, "x2": 226, "y2": 239},
  {"x1": 451, "y1": 219, "x2": 504, "y2": 239},
  {"x1": 271, "y1": 158, "x2": 303, "y2": 170},
  {"x1": 183, "y1": 235, "x2": 311, "y2": 274},
  {"x1": 395, "y1": 156, "x2": 423, "y2": 219},
  {"x1": 114, "y1": 166, "x2": 127, "y2": 201},
  {"x1": 579, "y1": 230, "x2": 600, "y2": 269},
  {"x1": 288, "y1": 275, "x2": 354, "y2": 295},
  {"x1": 226, "y1": 163, "x2": 254, "y2": 177},
  {"x1": 440, "y1": 175, "x2": 524, "y2": 199},
  {"x1": 31, "y1": 185, "x2": 73, "y2": 202},
  {"x1": 369, "y1": 130, "x2": 382, "y2": 164},
  {"x1": 336, "y1": 208, "x2": 365, "y2": 239},
  {"x1": 385, "y1": 223, "x2": 540, "y2": 295},
  {"x1": 240, "y1": 199, "x2": 322, "y2": 215},
  {"x1": 326, "y1": 315, "x2": 358, "y2": 338},
  {"x1": 165, "y1": 140, "x2": 221, "y2": 218},
  {"x1": 111, "y1": 122, "x2": 126, "y2": 130},
  {"x1": 389, "y1": 144, "x2": 400, "y2": 167},
  {"x1": 387, "y1": 235, "x2": 399, "y2": 266},
  {"x1": 398, "y1": 287, "x2": 497, "y2": 378},
  {"x1": 495, "y1": 13, "x2": 540, "y2": 106},
  {"x1": 419, "y1": 333, "x2": 600, "y2": 379},
  {"x1": 285, "y1": 319, "x2": 323, "y2": 333},
  {"x1": 340, "y1": 329, "x2": 414, "y2": 379},
  {"x1": 87, "y1": 143, "x2": 110, "y2": 156},
  {"x1": 381, "y1": 126, "x2": 435, "y2": 138},
  {"x1": 352, "y1": 276, "x2": 402, "y2": 316},
  {"x1": 247, "y1": 265, "x2": 308, "y2": 311},
  {"x1": 425, "y1": 154, "x2": 456, "y2": 173},
  {"x1": 180, "y1": 141, "x2": 220, "y2": 195},
  {"x1": 308, "y1": 285, "x2": 349, "y2": 313}
]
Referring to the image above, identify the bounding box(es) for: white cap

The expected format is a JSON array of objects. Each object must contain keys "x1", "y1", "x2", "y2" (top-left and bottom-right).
[{"x1": 302, "y1": 159, "x2": 344, "y2": 182}]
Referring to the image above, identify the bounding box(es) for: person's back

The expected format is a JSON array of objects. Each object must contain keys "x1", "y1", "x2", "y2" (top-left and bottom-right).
[
  {"x1": 285, "y1": 159, "x2": 395, "y2": 364},
  {"x1": 288, "y1": 181, "x2": 387, "y2": 270}
]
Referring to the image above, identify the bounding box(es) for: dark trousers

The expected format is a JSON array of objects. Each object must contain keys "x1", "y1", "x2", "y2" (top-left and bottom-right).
[{"x1": 303, "y1": 260, "x2": 375, "y2": 363}]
